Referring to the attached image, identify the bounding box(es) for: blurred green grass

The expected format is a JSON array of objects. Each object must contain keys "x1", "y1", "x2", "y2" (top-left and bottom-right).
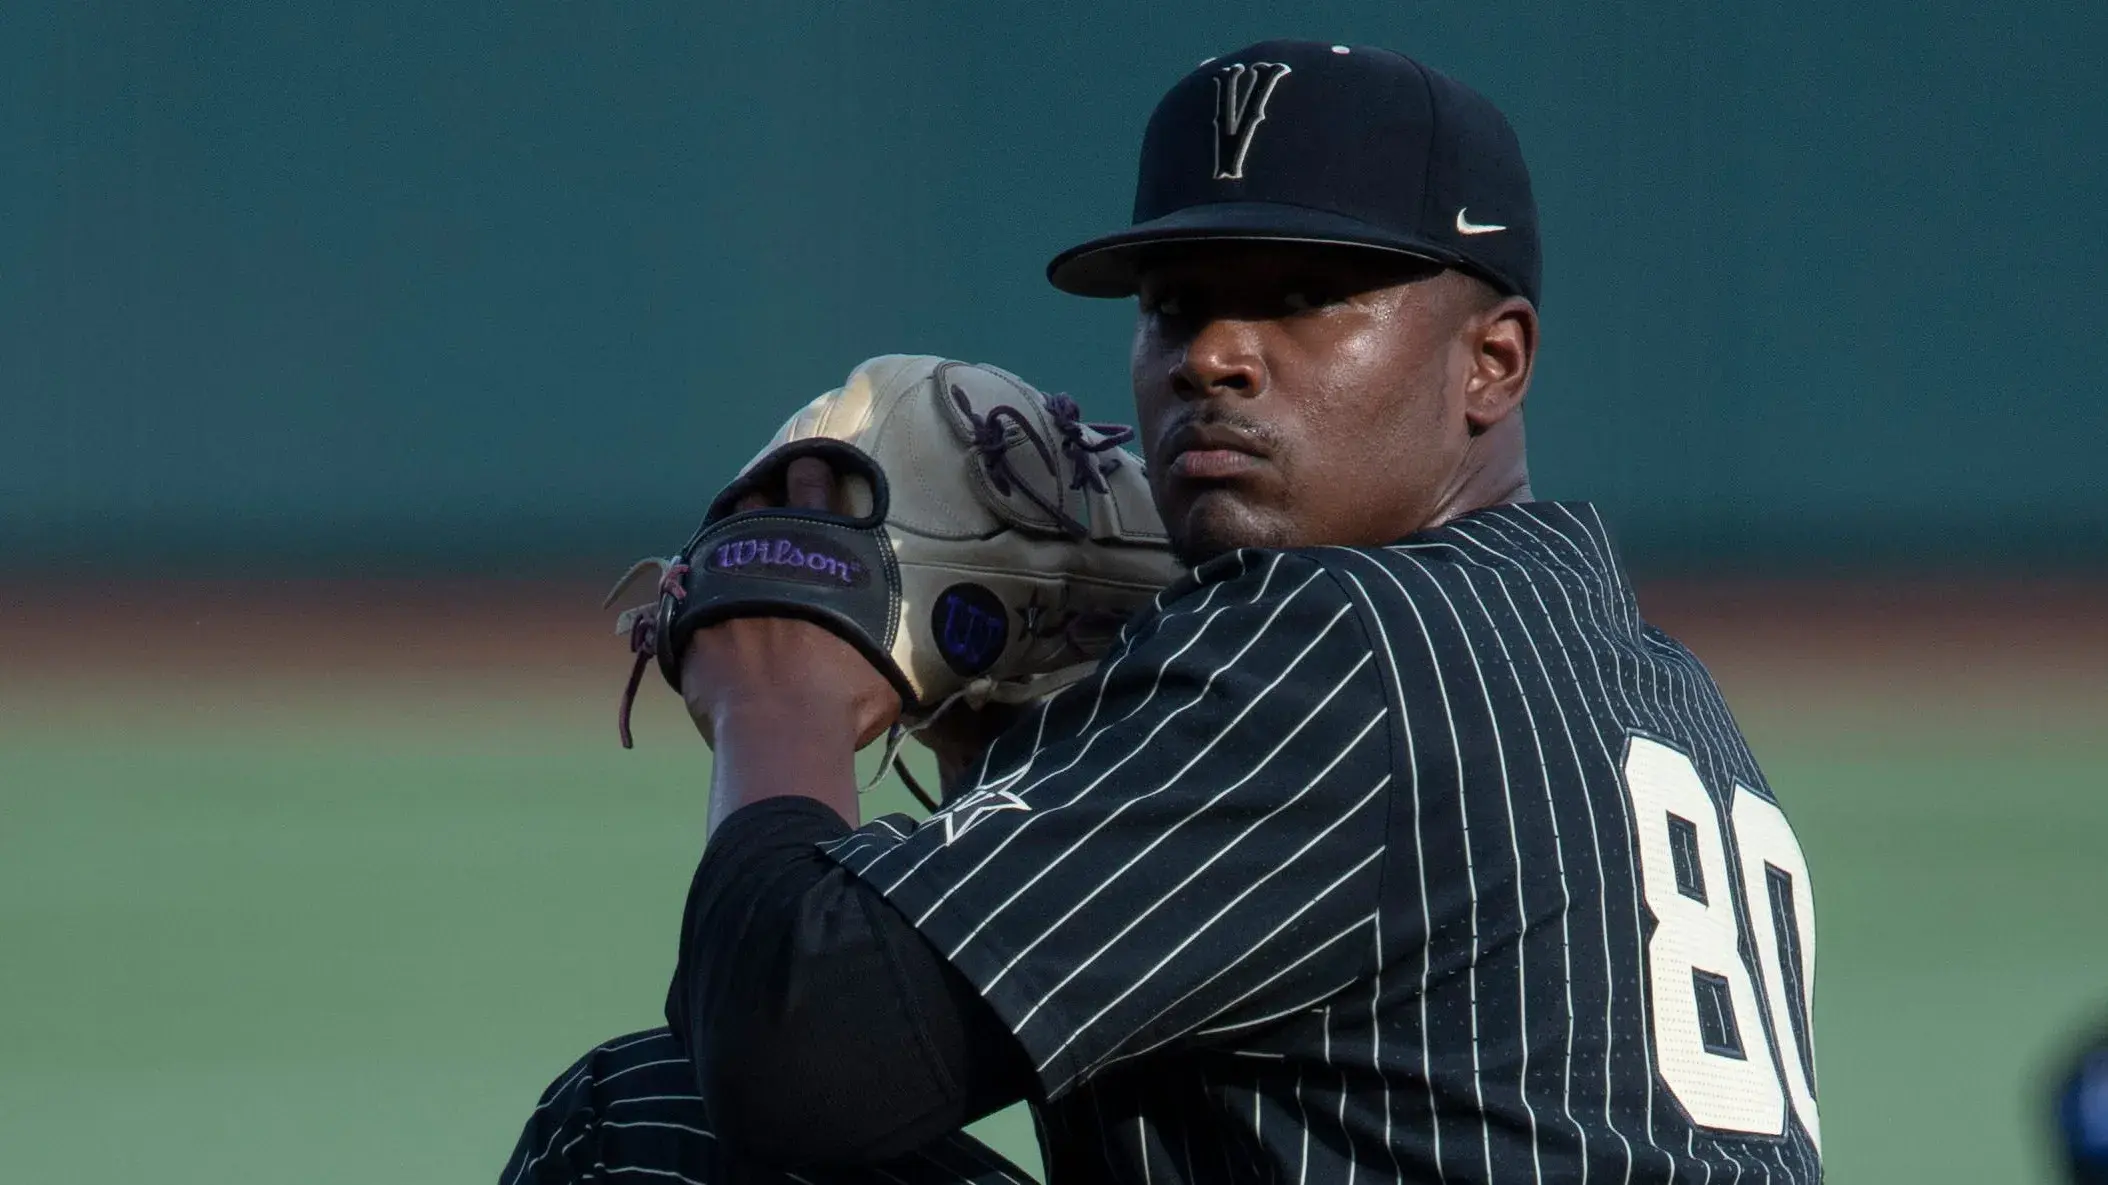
[{"x1": 1, "y1": 681, "x2": 2102, "y2": 1183}]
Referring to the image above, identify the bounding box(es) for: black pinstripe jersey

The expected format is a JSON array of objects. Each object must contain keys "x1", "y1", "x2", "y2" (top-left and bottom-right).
[{"x1": 822, "y1": 501, "x2": 1822, "y2": 1184}]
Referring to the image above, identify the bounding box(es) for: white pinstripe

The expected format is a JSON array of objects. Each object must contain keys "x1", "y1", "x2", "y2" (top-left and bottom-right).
[
  {"x1": 600, "y1": 1119, "x2": 716, "y2": 1139},
  {"x1": 598, "y1": 1057, "x2": 686, "y2": 1084},
  {"x1": 1469, "y1": 514, "x2": 1644, "y2": 1179},
  {"x1": 1372, "y1": 916, "x2": 1404, "y2": 1185},
  {"x1": 522, "y1": 1030, "x2": 668, "y2": 1119},
  {"x1": 992, "y1": 700, "x2": 1381, "y2": 1011},
  {"x1": 1095, "y1": 910, "x2": 1378, "y2": 1074},
  {"x1": 1036, "y1": 841, "x2": 1384, "y2": 1077},
  {"x1": 822, "y1": 832, "x2": 893, "y2": 865},
  {"x1": 1295, "y1": 1058, "x2": 1314, "y2": 1185},
  {"x1": 1330, "y1": 561, "x2": 1435, "y2": 1185},
  {"x1": 1035, "y1": 555, "x2": 1249, "y2": 759},
  {"x1": 1444, "y1": 520, "x2": 1604, "y2": 1180},
  {"x1": 1419, "y1": 556, "x2": 1551, "y2": 1185},
  {"x1": 889, "y1": 561, "x2": 1314, "y2": 905},
  {"x1": 951, "y1": 610, "x2": 1366, "y2": 968},
  {"x1": 597, "y1": 1166, "x2": 707, "y2": 1183},
  {"x1": 999, "y1": 704, "x2": 1382, "y2": 1028},
  {"x1": 1354, "y1": 549, "x2": 1492, "y2": 1181},
  {"x1": 1469, "y1": 553, "x2": 1589, "y2": 1176},
  {"x1": 509, "y1": 1032, "x2": 679, "y2": 1185},
  {"x1": 1194, "y1": 975, "x2": 1363, "y2": 1037},
  {"x1": 976, "y1": 681, "x2": 1058, "y2": 794},
  {"x1": 1511, "y1": 504, "x2": 1676, "y2": 1183},
  {"x1": 1140, "y1": 1115, "x2": 1155, "y2": 1185}
]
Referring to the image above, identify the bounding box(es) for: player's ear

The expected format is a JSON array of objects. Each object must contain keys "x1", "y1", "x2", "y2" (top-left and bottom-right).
[{"x1": 1462, "y1": 291, "x2": 1537, "y2": 432}]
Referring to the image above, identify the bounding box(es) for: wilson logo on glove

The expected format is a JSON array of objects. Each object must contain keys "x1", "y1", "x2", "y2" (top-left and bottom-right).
[
  {"x1": 932, "y1": 583, "x2": 1009, "y2": 676},
  {"x1": 704, "y1": 532, "x2": 870, "y2": 588}
]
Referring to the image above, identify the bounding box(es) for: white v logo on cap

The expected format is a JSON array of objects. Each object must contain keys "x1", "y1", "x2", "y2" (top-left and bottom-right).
[
  {"x1": 1456, "y1": 208, "x2": 1507, "y2": 235},
  {"x1": 1211, "y1": 62, "x2": 1292, "y2": 181}
]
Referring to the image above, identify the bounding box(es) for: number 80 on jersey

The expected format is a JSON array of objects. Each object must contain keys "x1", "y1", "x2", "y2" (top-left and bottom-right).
[{"x1": 1624, "y1": 736, "x2": 1821, "y2": 1150}]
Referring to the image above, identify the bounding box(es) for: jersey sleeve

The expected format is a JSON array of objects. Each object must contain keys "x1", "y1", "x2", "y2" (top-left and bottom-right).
[{"x1": 818, "y1": 549, "x2": 1395, "y2": 1099}]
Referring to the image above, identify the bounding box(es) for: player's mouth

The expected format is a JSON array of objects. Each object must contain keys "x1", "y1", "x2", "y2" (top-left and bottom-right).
[{"x1": 1161, "y1": 421, "x2": 1272, "y2": 482}]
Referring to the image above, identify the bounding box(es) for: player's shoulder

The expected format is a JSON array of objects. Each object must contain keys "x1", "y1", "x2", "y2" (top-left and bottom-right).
[
  {"x1": 1138, "y1": 527, "x2": 1528, "y2": 657},
  {"x1": 1128, "y1": 502, "x2": 1639, "y2": 666},
  {"x1": 1316, "y1": 505, "x2": 1640, "y2": 628},
  {"x1": 1322, "y1": 502, "x2": 1607, "y2": 581},
  {"x1": 1155, "y1": 546, "x2": 1351, "y2": 614},
  {"x1": 1117, "y1": 547, "x2": 1375, "y2": 670}
]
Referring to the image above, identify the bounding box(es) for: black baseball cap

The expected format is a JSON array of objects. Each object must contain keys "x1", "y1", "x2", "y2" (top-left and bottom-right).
[{"x1": 1048, "y1": 40, "x2": 1541, "y2": 307}]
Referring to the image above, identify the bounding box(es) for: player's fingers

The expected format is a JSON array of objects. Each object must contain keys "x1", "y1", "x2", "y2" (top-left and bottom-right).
[
  {"x1": 785, "y1": 456, "x2": 836, "y2": 512},
  {"x1": 735, "y1": 492, "x2": 769, "y2": 513}
]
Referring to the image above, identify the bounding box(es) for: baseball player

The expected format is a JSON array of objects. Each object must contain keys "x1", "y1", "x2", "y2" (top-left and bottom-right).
[{"x1": 504, "y1": 39, "x2": 1822, "y2": 1184}]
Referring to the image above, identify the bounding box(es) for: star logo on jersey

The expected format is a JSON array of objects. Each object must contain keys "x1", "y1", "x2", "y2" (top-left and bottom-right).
[{"x1": 939, "y1": 786, "x2": 1031, "y2": 845}]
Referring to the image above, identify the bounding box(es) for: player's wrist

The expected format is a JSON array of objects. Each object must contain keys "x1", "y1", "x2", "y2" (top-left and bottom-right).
[
  {"x1": 702, "y1": 695, "x2": 865, "y2": 828},
  {"x1": 676, "y1": 617, "x2": 902, "y2": 748},
  {"x1": 687, "y1": 682, "x2": 864, "y2": 745}
]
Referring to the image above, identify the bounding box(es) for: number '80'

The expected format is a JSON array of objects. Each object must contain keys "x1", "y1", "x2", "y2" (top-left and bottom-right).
[{"x1": 1623, "y1": 736, "x2": 1821, "y2": 1150}]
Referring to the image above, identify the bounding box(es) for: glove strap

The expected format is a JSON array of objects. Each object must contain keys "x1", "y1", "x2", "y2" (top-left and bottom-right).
[{"x1": 655, "y1": 511, "x2": 912, "y2": 706}]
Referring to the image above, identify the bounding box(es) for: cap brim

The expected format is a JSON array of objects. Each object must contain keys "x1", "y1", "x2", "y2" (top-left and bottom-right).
[{"x1": 1046, "y1": 201, "x2": 1467, "y2": 298}]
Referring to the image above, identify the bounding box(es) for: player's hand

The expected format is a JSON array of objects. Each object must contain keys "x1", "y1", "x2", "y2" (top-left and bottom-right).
[{"x1": 678, "y1": 457, "x2": 903, "y2": 751}]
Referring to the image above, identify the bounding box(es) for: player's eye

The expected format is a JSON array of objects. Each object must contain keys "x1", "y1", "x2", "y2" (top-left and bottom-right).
[{"x1": 1282, "y1": 285, "x2": 1350, "y2": 314}]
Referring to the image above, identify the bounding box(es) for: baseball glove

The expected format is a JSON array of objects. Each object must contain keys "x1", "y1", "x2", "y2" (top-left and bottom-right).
[{"x1": 604, "y1": 354, "x2": 1184, "y2": 797}]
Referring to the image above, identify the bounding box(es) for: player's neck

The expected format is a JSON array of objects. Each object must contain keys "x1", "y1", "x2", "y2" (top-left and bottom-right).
[{"x1": 1425, "y1": 416, "x2": 1531, "y2": 531}]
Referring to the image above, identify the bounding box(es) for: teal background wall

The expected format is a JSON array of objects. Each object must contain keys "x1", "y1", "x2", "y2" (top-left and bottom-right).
[{"x1": 6, "y1": 1, "x2": 2105, "y2": 574}]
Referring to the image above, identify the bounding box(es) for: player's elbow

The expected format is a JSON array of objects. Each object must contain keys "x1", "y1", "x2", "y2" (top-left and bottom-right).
[
  {"x1": 676, "y1": 846, "x2": 962, "y2": 1166},
  {"x1": 696, "y1": 1031, "x2": 830, "y2": 1167},
  {"x1": 696, "y1": 996, "x2": 941, "y2": 1168}
]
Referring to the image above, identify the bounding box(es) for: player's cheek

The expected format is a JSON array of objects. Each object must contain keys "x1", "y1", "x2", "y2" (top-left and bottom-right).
[
  {"x1": 1129, "y1": 341, "x2": 1182, "y2": 441},
  {"x1": 1128, "y1": 315, "x2": 1168, "y2": 397}
]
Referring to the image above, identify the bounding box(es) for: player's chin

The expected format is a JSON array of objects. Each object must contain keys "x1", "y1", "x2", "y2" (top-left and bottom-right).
[{"x1": 1165, "y1": 486, "x2": 1296, "y2": 569}]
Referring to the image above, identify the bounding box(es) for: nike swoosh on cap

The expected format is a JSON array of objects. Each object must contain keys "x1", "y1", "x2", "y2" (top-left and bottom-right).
[{"x1": 1455, "y1": 208, "x2": 1506, "y2": 235}]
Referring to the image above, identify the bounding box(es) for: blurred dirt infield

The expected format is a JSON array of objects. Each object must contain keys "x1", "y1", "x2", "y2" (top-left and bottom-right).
[{"x1": 4, "y1": 576, "x2": 2105, "y2": 732}]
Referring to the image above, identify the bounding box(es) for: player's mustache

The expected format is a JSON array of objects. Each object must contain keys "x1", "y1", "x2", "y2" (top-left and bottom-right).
[{"x1": 1155, "y1": 412, "x2": 1283, "y2": 462}]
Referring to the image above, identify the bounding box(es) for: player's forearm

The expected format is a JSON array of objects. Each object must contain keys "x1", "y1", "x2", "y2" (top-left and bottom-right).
[{"x1": 701, "y1": 696, "x2": 863, "y2": 829}]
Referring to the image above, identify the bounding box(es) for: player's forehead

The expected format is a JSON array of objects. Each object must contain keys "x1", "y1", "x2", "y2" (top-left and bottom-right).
[{"x1": 1131, "y1": 240, "x2": 1443, "y2": 300}]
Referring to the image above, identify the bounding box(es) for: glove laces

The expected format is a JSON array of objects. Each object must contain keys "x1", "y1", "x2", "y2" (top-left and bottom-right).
[
  {"x1": 950, "y1": 384, "x2": 1135, "y2": 538},
  {"x1": 603, "y1": 557, "x2": 688, "y2": 749}
]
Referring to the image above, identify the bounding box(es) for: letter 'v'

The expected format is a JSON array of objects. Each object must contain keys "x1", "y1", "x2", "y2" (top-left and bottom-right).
[{"x1": 1212, "y1": 62, "x2": 1292, "y2": 181}]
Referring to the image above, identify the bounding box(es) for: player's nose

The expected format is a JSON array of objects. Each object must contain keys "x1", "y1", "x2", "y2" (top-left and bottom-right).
[{"x1": 1168, "y1": 319, "x2": 1267, "y2": 402}]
